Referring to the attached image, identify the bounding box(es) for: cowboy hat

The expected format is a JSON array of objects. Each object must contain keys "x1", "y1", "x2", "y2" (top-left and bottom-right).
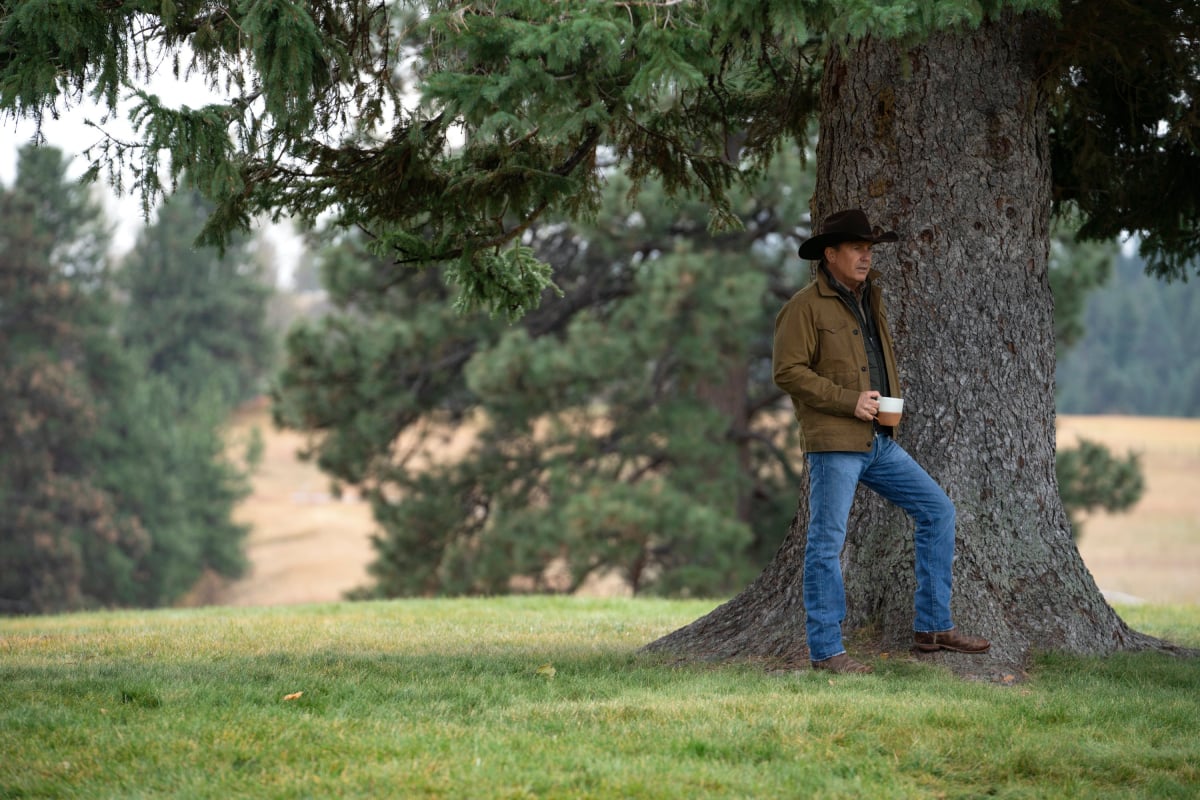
[{"x1": 797, "y1": 209, "x2": 899, "y2": 260}]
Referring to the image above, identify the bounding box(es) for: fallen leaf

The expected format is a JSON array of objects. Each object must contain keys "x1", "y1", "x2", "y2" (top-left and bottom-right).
[{"x1": 283, "y1": 691, "x2": 304, "y2": 701}]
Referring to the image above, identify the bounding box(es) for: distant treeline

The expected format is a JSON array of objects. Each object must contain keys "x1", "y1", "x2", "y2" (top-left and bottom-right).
[{"x1": 1057, "y1": 251, "x2": 1200, "y2": 418}]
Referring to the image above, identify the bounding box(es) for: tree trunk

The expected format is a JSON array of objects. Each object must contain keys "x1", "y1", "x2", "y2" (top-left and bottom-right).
[{"x1": 644, "y1": 15, "x2": 1175, "y2": 677}]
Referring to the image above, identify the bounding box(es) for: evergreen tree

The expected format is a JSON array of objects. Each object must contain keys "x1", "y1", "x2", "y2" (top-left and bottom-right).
[
  {"x1": 119, "y1": 188, "x2": 276, "y2": 410},
  {"x1": 110, "y1": 186, "x2": 265, "y2": 604},
  {"x1": 0, "y1": 145, "x2": 148, "y2": 613},
  {"x1": 0, "y1": 146, "x2": 250, "y2": 613},
  {"x1": 645, "y1": 6, "x2": 1194, "y2": 670},
  {"x1": 5, "y1": 1, "x2": 1196, "y2": 667},
  {"x1": 1054, "y1": 438, "x2": 1144, "y2": 540},
  {"x1": 91, "y1": 377, "x2": 251, "y2": 606},
  {"x1": 1048, "y1": 217, "x2": 1119, "y2": 360},
  {"x1": 280, "y1": 152, "x2": 811, "y2": 597}
]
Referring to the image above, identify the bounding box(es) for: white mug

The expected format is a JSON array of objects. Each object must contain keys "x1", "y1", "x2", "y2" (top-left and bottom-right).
[{"x1": 877, "y1": 396, "x2": 904, "y2": 426}]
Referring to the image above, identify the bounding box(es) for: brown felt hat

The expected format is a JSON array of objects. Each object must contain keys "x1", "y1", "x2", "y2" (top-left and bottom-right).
[{"x1": 797, "y1": 209, "x2": 899, "y2": 260}]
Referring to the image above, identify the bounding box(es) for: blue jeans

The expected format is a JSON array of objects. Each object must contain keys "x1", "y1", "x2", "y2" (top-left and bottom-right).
[{"x1": 804, "y1": 434, "x2": 956, "y2": 662}]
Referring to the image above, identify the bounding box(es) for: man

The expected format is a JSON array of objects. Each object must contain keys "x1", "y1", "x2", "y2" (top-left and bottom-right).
[{"x1": 773, "y1": 208, "x2": 990, "y2": 675}]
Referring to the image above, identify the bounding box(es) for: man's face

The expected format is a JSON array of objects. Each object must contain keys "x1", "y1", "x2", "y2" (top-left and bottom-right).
[{"x1": 824, "y1": 241, "x2": 874, "y2": 290}]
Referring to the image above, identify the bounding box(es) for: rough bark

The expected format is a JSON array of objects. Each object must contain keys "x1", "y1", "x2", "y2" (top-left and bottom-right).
[{"x1": 644, "y1": 16, "x2": 1180, "y2": 678}]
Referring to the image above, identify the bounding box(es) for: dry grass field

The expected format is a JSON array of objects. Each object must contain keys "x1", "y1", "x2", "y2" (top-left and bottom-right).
[
  {"x1": 1059, "y1": 415, "x2": 1200, "y2": 605},
  {"x1": 217, "y1": 404, "x2": 377, "y2": 607},
  {"x1": 212, "y1": 408, "x2": 1200, "y2": 608}
]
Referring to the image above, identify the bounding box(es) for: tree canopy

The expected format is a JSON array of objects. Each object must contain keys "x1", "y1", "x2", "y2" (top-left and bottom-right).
[{"x1": 3, "y1": 1, "x2": 1198, "y2": 315}]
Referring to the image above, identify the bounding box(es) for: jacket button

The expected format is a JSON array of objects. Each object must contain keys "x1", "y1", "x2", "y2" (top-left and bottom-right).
[
  {"x1": 860, "y1": 366, "x2": 867, "y2": 372},
  {"x1": 852, "y1": 329, "x2": 859, "y2": 335}
]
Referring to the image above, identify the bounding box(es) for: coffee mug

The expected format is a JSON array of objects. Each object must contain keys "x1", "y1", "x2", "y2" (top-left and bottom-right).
[{"x1": 877, "y1": 396, "x2": 904, "y2": 426}]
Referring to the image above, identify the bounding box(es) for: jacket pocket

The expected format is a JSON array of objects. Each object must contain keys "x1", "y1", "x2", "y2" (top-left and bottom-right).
[{"x1": 814, "y1": 322, "x2": 863, "y2": 375}]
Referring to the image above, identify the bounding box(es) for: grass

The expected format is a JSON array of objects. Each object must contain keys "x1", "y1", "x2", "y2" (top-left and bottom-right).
[{"x1": 2, "y1": 598, "x2": 1198, "y2": 799}]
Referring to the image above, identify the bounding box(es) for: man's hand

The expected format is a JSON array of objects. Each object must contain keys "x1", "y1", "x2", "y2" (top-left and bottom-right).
[{"x1": 855, "y1": 391, "x2": 880, "y2": 422}]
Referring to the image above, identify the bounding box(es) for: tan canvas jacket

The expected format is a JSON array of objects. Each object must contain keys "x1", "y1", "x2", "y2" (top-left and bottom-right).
[{"x1": 772, "y1": 267, "x2": 902, "y2": 453}]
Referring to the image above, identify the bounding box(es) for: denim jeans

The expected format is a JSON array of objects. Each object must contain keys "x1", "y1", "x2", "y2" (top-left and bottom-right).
[{"x1": 804, "y1": 434, "x2": 956, "y2": 662}]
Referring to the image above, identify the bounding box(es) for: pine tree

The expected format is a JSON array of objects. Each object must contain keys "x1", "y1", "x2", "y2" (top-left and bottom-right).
[
  {"x1": 90, "y1": 376, "x2": 252, "y2": 606},
  {"x1": 4, "y1": 1, "x2": 1196, "y2": 667},
  {"x1": 280, "y1": 151, "x2": 812, "y2": 597},
  {"x1": 1054, "y1": 439, "x2": 1143, "y2": 540},
  {"x1": 0, "y1": 146, "x2": 251, "y2": 613},
  {"x1": 118, "y1": 188, "x2": 276, "y2": 410},
  {"x1": 0, "y1": 145, "x2": 149, "y2": 613},
  {"x1": 109, "y1": 187, "x2": 264, "y2": 605}
]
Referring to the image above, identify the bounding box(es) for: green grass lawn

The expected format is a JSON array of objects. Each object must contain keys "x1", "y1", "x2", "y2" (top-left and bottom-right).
[{"x1": 2, "y1": 598, "x2": 1197, "y2": 799}]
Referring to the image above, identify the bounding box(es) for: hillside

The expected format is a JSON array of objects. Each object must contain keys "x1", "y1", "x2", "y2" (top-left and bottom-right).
[{"x1": 209, "y1": 409, "x2": 1200, "y2": 607}]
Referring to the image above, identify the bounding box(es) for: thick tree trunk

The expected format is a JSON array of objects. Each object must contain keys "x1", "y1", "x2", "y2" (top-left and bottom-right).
[{"x1": 645, "y1": 16, "x2": 1174, "y2": 677}]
